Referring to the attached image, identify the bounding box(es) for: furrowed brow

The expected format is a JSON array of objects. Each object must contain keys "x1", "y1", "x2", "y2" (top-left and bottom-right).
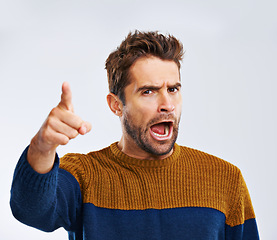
[
  {"x1": 137, "y1": 85, "x2": 162, "y2": 93},
  {"x1": 168, "y1": 82, "x2": 182, "y2": 89}
]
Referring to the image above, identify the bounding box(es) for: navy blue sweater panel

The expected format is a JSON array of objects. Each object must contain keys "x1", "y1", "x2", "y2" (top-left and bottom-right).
[
  {"x1": 10, "y1": 146, "x2": 260, "y2": 240},
  {"x1": 10, "y1": 146, "x2": 83, "y2": 237}
]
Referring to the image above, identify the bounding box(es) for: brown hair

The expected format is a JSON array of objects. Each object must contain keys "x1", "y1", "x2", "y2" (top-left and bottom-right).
[{"x1": 105, "y1": 30, "x2": 184, "y2": 104}]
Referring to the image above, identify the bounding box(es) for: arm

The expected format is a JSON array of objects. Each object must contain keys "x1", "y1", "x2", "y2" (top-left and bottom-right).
[
  {"x1": 10, "y1": 147, "x2": 83, "y2": 232},
  {"x1": 10, "y1": 82, "x2": 91, "y2": 231}
]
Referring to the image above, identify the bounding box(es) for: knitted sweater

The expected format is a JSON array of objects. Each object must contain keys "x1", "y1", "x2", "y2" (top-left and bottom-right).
[{"x1": 10, "y1": 143, "x2": 259, "y2": 240}]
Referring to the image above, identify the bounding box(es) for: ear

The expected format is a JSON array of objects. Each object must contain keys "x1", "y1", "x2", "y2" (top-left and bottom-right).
[{"x1": 106, "y1": 93, "x2": 123, "y2": 117}]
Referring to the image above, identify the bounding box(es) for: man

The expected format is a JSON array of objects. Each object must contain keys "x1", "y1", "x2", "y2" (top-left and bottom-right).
[{"x1": 10, "y1": 31, "x2": 259, "y2": 239}]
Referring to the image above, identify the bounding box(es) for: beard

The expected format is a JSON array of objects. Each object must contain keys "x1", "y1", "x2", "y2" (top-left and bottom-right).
[{"x1": 123, "y1": 111, "x2": 180, "y2": 156}]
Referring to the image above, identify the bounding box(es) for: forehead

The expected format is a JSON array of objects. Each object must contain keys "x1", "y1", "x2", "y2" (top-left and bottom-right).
[{"x1": 129, "y1": 56, "x2": 180, "y2": 87}]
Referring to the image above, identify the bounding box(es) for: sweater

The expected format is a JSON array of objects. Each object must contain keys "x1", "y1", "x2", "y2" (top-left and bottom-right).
[{"x1": 10, "y1": 142, "x2": 259, "y2": 240}]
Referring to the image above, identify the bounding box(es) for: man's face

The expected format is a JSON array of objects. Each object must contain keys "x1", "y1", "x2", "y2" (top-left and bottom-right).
[{"x1": 120, "y1": 56, "x2": 182, "y2": 159}]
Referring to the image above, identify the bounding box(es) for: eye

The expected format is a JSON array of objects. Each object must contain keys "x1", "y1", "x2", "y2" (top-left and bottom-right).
[
  {"x1": 168, "y1": 87, "x2": 179, "y2": 93},
  {"x1": 142, "y1": 89, "x2": 152, "y2": 95}
]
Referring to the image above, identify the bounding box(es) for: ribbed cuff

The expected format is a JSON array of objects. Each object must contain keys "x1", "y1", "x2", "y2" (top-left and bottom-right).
[{"x1": 12, "y1": 145, "x2": 60, "y2": 193}]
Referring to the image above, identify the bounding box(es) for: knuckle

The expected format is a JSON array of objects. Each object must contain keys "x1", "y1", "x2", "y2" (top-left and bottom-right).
[
  {"x1": 46, "y1": 117, "x2": 55, "y2": 127},
  {"x1": 49, "y1": 107, "x2": 58, "y2": 116},
  {"x1": 49, "y1": 106, "x2": 63, "y2": 118}
]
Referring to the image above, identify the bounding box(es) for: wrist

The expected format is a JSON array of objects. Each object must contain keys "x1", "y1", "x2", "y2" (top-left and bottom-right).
[{"x1": 27, "y1": 136, "x2": 57, "y2": 174}]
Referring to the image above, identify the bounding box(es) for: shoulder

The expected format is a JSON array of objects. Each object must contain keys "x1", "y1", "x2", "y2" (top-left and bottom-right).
[
  {"x1": 177, "y1": 145, "x2": 255, "y2": 226},
  {"x1": 59, "y1": 145, "x2": 112, "y2": 191},
  {"x1": 178, "y1": 144, "x2": 241, "y2": 176},
  {"x1": 177, "y1": 144, "x2": 245, "y2": 205},
  {"x1": 60, "y1": 145, "x2": 112, "y2": 168}
]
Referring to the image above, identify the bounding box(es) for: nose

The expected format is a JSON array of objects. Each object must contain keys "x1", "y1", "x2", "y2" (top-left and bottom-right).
[{"x1": 158, "y1": 92, "x2": 175, "y2": 113}]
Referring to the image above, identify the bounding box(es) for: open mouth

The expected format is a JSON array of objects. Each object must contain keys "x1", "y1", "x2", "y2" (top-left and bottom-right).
[{"x1": 149, "y1": 121, "x2": 173, "y2": 140}]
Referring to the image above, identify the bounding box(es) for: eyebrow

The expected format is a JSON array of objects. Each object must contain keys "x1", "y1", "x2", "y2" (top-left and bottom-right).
[{"x1": 137, "y1": 82, "x2": 182, "y2": 93}]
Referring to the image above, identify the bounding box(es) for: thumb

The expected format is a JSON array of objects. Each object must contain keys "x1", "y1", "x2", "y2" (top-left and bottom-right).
[
  {"x1": 59, "y1": 82, "x2": 74, "y2": 112},
  {"x1": 78, "y1": 121, "x2": 92, "y2": 135}
]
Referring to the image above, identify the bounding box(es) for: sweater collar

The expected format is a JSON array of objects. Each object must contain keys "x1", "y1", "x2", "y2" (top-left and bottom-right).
[{"x1": 110, "y1": 142, "x2": 180, "y2": 168}]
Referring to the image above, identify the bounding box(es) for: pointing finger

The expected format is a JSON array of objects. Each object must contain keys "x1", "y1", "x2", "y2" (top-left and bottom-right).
[{"x1": 59, "y1": 82, "x2": 74, "y2": 112}]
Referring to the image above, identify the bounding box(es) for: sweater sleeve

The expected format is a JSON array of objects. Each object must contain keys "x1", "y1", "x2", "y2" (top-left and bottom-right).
[
  {"x1": 225, "y1": 170, "x2": 260, "y2": 240},
  {"x1": 10, "y1": 146, "x2": 83, "y2": 233}
]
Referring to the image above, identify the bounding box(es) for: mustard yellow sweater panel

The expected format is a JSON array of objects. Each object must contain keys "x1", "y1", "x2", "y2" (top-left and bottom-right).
[{"x1": 60, "y1": 143, "x2": 255, "y2": 227}]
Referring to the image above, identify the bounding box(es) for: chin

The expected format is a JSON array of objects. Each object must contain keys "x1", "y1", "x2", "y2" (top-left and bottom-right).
[{"x1": 140, "y1": 139, "x2": 176, "y2": 157}]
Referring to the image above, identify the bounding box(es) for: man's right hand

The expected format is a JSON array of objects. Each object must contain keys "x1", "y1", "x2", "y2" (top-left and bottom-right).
[{"x1": 27, "y1": 82, "x2": 92, "y2": 174}]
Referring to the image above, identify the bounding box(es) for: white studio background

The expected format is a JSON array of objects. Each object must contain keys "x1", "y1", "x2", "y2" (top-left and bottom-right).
[{"x1": 1, "y1": 0, "x2": 276, "y2": 239}]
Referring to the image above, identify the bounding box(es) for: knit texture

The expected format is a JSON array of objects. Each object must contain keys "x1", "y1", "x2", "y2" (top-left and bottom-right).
[
  {"x1": 60, "y1": 142, "x2": 255, "y2": 228},
  {"x1": 10, "y1": 143, "x2": 259, "y2": 239}
]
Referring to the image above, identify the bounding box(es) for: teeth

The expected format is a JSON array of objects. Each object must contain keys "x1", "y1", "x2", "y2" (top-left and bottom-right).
[{"x1": 152, "y1": 125, "x2": 169, "y2": 137}]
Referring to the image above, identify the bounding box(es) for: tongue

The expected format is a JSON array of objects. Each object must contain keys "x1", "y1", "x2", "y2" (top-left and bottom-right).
[{"x1": 151, "y1": 123, "x2": 166, "y2": 135}]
